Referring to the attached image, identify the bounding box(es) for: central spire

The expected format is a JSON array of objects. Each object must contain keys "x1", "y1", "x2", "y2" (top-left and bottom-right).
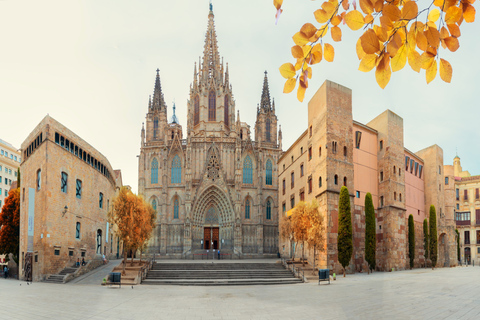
[
  {"x1": 260, "y1": 71, "x2": 271, "y2": 112},
  {"x1": 201, "y1": 4, "x2": 221, "y2": 81},
  {"x1": 152, "y1": 68, "x2": 167, "y2": 112}
]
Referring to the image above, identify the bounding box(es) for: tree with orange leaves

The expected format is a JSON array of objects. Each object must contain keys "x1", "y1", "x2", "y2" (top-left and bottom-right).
[
  {"x1": 109, "y1": 187, "x2": 155, "y2": 274},
  {"x1": 274, "y1": 0, "x2": 476, "y2": 100},
  {"x1": 0, "y1": 188, "x2": 20, "y2": 264}
]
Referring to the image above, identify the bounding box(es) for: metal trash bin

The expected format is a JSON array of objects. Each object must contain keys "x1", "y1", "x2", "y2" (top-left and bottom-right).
[
  {"x1": 318, "y1": 269, "x2": 330, "y2": 285},
  {"x1": 109, "y1": 272, "x2": 121, "y2": 287}
]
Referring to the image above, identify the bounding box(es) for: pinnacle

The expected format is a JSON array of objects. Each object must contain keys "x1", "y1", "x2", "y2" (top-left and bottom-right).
[{"x1": 260, "y1": 71, "x2": 271, "y2": 111}]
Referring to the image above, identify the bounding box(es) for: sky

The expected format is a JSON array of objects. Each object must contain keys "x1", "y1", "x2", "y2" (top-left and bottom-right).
[{"x1": 1, "y1": 0, "x2": 479, "y2": 193}]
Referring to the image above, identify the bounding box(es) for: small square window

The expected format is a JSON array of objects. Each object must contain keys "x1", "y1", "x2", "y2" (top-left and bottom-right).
[
  {"x1": 69, "y1": 250, "x2": 74, "y2": 257},
  {"x1": 54, "y1": 249, "x2": 60, "y2": 256},
  {"x1": 34, "y1": 255, "x2": 38, "y2": 263},
  {"x1": 81, "y1": 251, "x2": 86, "y2": 257},
  {"x1": 356, "y1": 191, "x2": 360, "y2": 198}
]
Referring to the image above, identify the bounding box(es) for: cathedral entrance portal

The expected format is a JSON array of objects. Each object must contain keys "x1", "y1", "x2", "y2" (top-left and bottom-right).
[{"x1": 204, "y1": 227, "x2": 219, "y2": 250}]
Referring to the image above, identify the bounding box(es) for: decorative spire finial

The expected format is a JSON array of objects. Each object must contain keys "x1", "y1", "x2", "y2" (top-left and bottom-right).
[{"x1": 209, "y1": 0, "x2": 213, "y2": 12}]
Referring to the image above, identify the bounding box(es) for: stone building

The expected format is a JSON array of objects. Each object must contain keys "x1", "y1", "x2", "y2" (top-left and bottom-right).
[
  {"x1": 0, "y1": 139, "x2": 21, "y2": 266},
  {"x1": 138, "y1": 6, "x2": 281, "y2": 258},
  {"x1": 445, "y1": 156, "x2": 480, "y2": 265},
  {"x1": 18, "y1": 115, "x2": 122, "y2": 281},
  {"x1": 278, "y1": 80, "x2": 457, "y2": 273}
]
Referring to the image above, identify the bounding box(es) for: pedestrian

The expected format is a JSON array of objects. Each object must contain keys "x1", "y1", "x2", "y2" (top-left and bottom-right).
[
  {"x1": 76, "y1": 258, "x2": 80, "y2": 267},
  {"x1": 81, "y1": 257, "x2": 86, "y2": 266},
  {"x1": 3, "y1": 265, "x2": 8, "y2": 279},
  {"x1": 102, "y1": 254, "x2": 107, "y2": 265}
]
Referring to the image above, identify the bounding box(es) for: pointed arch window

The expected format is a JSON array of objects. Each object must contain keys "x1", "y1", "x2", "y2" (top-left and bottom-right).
[
  {"x1": 153, "y1": 117, "x2": 159, "y2": 139},
  {"x1": 208, "y1": 91, "x2": 216, "y2": 121},
  {"x1": 243, "y1": 156, "x2": 253, "y2": 184},
  {"x1": 245, "y1": 199, "x2": 250, "y2": 219},
  {"x1": 266, "y1": 200, "x2": 272, "y2": 220},
  {"x1": 152, "y1": 199, "x2": 157, "y2": 213},
  {"x1": 171, "y1": 155, "x2": 181, "y2": 184},
  {"x1": 266, "y1": 118, "x2": 271, "y2": 142},
  {"x1": 266, "y1": 159, "x2": 273, "y2": 186},
  {"x1": 173, "y1": 198, "x2": 179, "y2": 219},
  {"x1": 224, "y1": 95, "x2": 229, "y2": 126},
  {"x1": 194, "y1": 95, "x2": 200, "y2": 125},
  {"x1": 151, "y1": 158, "x2": 159, "y2": 184}
]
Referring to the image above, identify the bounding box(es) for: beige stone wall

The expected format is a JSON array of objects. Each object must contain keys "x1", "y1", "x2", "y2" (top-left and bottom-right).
[{"x1": 19, "y1": 116, "x2": 119, "y2": 281}]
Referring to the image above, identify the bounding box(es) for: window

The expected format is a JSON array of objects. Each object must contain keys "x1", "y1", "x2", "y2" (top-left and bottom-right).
[
  {"x1": 456, "y1": 211, "x2": 470, "y2": 221},
  {"x1": 464, "y1": 189, "x2": 468, "y2": 201},
  {"x1": 300, "y1": 164, "x2": 304, "y2": 177},
  {"x1": 35, "y1": 255, "x2": 38, "y2": 263},
  {"x1": 308, "y1": 147, "x2": 312, "y2": 160},
  {"x1": 283, "y1": 164, "x2": 285, "y2": 171},
  {"x1": 282, "y1": 202, "x2": 286, "y2": 214},
  {"x1": 476, "y1": 188, "x2": 479, "y2": 199},
  {"x1": 380, "y1": 196, "x2": 384, "y2": 207},
  {"x1": 415, "y1": 162, "x2": 419, "y2": 176},
  {"x1": 208, "y1": 90, "x2": 216, "y2": 121},
  {"x1": 405, "y1": 156, "x2": 410, "y2": 170},
  {"x1": 308, "y1": 176, "x2": 312, "y2": 194},
  {"x1": 54, "y1": 249, "x2": 60, "y2": 256},
  {"x1": 266, "y1": 118, "x2": 271, "y2": 142},
  {"x1": 4, "y1": 189, "x2": 7, "y2": 197},
  {"x1": 36, "y1": 169, "x2": 41, "y2": 190},
  {"x1": 334, "y1": 174, "x2": 338, "y2": 185},
  {"x1": 399, "y1": 193, "x2": 402, "y2": 202},
  {"x1": 76, "y1": 222, "x2": 81, "y2": 239},
  {"x1": 171, "y1": 155, "x2": 182, "y2": 184},
  {"x1": 418, "y1": 165, "x2": 423, "y2": 178},
  {"x1": 194, "y1": 95, "x2": 200, "y2": 125},
  {"x1": 61, "y1": 172, "x2": 68, "y2": 193},
  {"x1": 291, "y1": 171, "x2": 294, "y2": 188},
  {"x1": 245, "y1": 199, "x2": 250, "y2": 219},
  {"x1": 394, "y1": 192, "x2": 397, "y2": 201},
  {"x1": 282, "y1": 179, "x2": 286, "y2": 195},
  {"x1": 456, "y1": 188, "x2": 459, "y2": 200},
  {"x1": 456, "y1": 204, "x2": 459, "y2": 210},
  {"x1": 309, "y1": 125, "x2": 312, "y2": 137},
  {"x1": 356, "y1": 191, "x2": 360, "y2": 198},
  {"x1": 410, "y1": 160, "x2": 414, "y2": 173},
  {"x1": 173, "y1": 198, "x2": 179, "y2": 219},
  {"x1": 151, "y1": 158, "x2": 159, "y2": 184},
  {"x1": 393, "y1": 166, "x2": 396, "y2": 174},
  {"x1": 69, "y1": 250, "x2": 73, "y2": 257},
  {"x1": 224, "y1": 95, "x2": 229, "y2": 126},
  {"x1": 266, "y1": 200, "x2": 272, "y2": 220},
  {"x1": 243, "y1": 156, "x2": 253, "y2": 184},
  {"x1": 291, "y1": 156, "x2": 294, "y2": 163},
  {"x1": 332, "y1": 141, "x2": 337, "y2": 154},
  {"x1": 445, "y1": 177, "x2": 449, "y2": 185},
  {"x1": 379, "y1": 140, "x2": 383, "y2": 150},
  {"x1": 76, "y1": 180, "x2": 82, "y2": 199},
  {"x1": 380, "y1": 171, "x2": 383, "y2": 182},
  {"x1": 153, "y1": 117, "x2": 158, "y2": 139},
  {"x1": 464, "y1": 231, "x2": 470, "y2": 245},
  {"x1": 265, "y1": 159, "x2": 273, "y2": 186},
  {"x1": 355, "y1": 131, "x2": 362, "y2": 148},
  {"x1": 81, "y1": 251, "x2": 85, "y2": 257},
  {"x1": 319, "y1": 176, "x2": 322, "y2": 188},
  {"x1": 96, "y1": 230, "x2": 102, "y2": 254},
  {"x1": 300, "y1": 190, "x2": 305, "y2": 201},
  {"x1": 343, "y1": 146, "x2": 347, "y2": 157},
  {"x1": 319, "y1": 147, "x2": 322, "y2": 157},
  {"x1": 343, "y1": 176, "x2": 347, "y2": 186},
  {"x1": 290, "y1": 195, "x2": 295, "y2": 209},
  {"x1": 99, "y1": 192, "x2": 103, "y2": 209},
  {"x1": 438, "y1": 165, "x2": 441, "y2": 174},
  {"x1": 152, "y1": 199, "x2": 157, "y2": 212}
]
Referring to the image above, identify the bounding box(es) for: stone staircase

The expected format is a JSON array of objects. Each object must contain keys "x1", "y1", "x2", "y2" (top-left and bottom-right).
[
  {"x1": 143, "y1": 262, "x2": 302, "y2": 286},
  {"x1": 44, "y1": 265, "x2": 79, "y2": 284}
]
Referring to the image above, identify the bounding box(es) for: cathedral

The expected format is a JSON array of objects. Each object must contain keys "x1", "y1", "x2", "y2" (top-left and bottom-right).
[{"x1": 138, "y1": 6, "x2": 282, "y2": 258}]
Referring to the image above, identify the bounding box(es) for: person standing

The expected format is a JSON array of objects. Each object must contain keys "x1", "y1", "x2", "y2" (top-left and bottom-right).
[{"x1": 3, "y1": 266, "x2": 8, "y2": 279}]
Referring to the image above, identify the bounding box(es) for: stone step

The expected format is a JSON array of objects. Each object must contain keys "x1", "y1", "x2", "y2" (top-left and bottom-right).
[{"x1": 142, "y1": 278, "x2": 302, "y2": 286}]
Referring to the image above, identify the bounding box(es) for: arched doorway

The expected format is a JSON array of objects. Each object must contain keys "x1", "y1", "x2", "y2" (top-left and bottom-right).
[
  {"x1": 438, "y1": 233, "x2": 449, "y2": 267},
  {"x1": 204, "y1": 207, "x2": 219, "y2": 250}
]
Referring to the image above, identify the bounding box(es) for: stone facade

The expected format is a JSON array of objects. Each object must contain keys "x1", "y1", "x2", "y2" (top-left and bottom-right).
[
  {"x1": 18, "y1": 116, "x2": 122, "y2": 281},
  {"x1": 138, "y1": 8, "x2": 281, "y2": 258},
  {"x1": 278, "y1": 80, "x2": 457, "y2": 274}
]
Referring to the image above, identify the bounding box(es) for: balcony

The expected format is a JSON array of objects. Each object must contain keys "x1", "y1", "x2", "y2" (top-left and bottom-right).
[{"x1": 456, "y1": 220, "x2": 471, "y2": 226}]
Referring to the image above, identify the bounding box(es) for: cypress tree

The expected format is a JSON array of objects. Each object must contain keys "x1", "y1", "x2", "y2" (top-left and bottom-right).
[
  {"x1": 408, "y1": 214, "x2": 415, "y2": 269},
  {"x1": 364, "y1": 192, "x2": 376, "y2": 273},
  {"x1": 455, "y1": 229, "x2": 460, "y2": 264},
  {"x1": 423, "y1": 219, "x2": 429, "y2": 268},
  {"x1": 429, "y1": 205, "x2": 438, "y2": 269},
  {"x1": 337, "y1": 186, "x2": 353, "y2": 277}
]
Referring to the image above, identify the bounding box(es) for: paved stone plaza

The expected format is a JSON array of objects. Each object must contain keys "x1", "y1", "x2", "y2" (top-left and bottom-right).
[{"x1": 1, "y1": 263, "x2": 479, "y2": 320}]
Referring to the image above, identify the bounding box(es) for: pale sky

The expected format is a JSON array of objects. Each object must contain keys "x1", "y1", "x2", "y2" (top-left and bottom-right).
[{"x1": 1, "y1": 0, "x2": 479, "y2": 192}]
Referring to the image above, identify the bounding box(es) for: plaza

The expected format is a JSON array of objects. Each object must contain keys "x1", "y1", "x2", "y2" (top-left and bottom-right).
[{"x1": 1, "y1": 262, "x2": 479, "y2": 319}]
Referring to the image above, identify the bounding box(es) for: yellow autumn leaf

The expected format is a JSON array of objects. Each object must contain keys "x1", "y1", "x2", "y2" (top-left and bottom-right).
[
  {"x1": 447, "y1": 23, "x2": 461, "y2": 38},
  {"x1": 420, "y1": 52, "x2": 435, "y2": 70},
  {"x1": 274, "y1": 0, "x2": 283, "y2": 10},
  {"x1": 322, "y1": 1, "x2": 335, "y2": 15},
  {"x1": 408, "y1": 49, "x2": 422, "y2": 73},
  {"x1": 302, "y1": 45, "x2": 312, "y2": 58},
  {"x1": 359, "y1": 54, "x2": 377, "y2": 72},
  {"x1": 402, "y1": 1, "x2": 418, "y2": 20},
  {"x1": 416, "y1": 31, "x2": 428, "y2": 51},
  {"x1": 375, "y1": 54, "x2": 392, "y2": 89},
  {"x1": 440, "y1": 27, "x2": 449, "y2": 40},
  {"x1": 356, "y1": 38, "x2": 366, "y2": 60},
  {"x1": 426, "y1": 59, "x2": 437, "y2": 84},
  {"x1": 375, "y1": 0, "x2": 384, "y2": 13},
  {"x1": 293, "y1": 32, "x2": 309, "y2": 46},
  {"x1": 444, "y1": 37, "x2": 460, "y2": 52},
  {"x1": 331, "y1": 26, "x2": 342, "y2": 42},
  {"x1": 331, "y1": 15, "x2": 343, "y2": 26},
  {"x1": 297, "y1": 82, "x2": 307, "y2": 102},
  {"x1": 300, "y1": 23, "x2": 317, "y2": 39},
  {"x1": 391, "y1": 44, "x2": 407, "y2": 72},
  {"x1": 359, "y1": 0, "x2": 374, "y2": 15},
  {"x1": 383, "y1": 4, "x2": 401, "y2": 22},
  {"x1": 291, "y1": 45, "x2": 303, "y2": 59},
  {"x1": 279, "y1": 63, "x2": 296, "y2": 79},
  {"x1": 324, "y1": 43, "x2": 335, "y2": 62},
  {"x1": 439, "y1": 58, "x2": 453, "y2": 83},
  {"x1": 428, "y1": 9, "x2": 440, "y2": 22},
  {"x1": 314, "y1": 9, "x2": 330, "y2": 24},
  {"x1": 345, "y1": 10, "x2": 365, "y2": 31},
  {"x1": 364, "y1": 14, "x2": 374, "y2": 25},
  {"x1": 361, "y1": 29, "x2": 380, "y2": 54},
  {"x1": 464, "y1": 5, "x2": 476, "y2": 23},
  {"x1": 445, "y1": 6, "x2": 462, "y2": 24},
  {"x1": 283, "y1": 78, "x2": 296, "y2": 93},
  {"x1": 342, "y1": 0, "x2": 350, "y2": 11},
  {"x1": 424, "y1": 27, "x2": 440, "y2": 49}
]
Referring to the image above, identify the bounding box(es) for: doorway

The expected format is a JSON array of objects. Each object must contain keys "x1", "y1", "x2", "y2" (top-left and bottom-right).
[{"x1": 204, "y1": 227, "x2": 219, "y2": 250}]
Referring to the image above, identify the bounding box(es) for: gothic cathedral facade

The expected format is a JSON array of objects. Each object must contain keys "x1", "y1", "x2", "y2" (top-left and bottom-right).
[{"x1": 138, "y1": 7, "x2": 282, "y2": 258}]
